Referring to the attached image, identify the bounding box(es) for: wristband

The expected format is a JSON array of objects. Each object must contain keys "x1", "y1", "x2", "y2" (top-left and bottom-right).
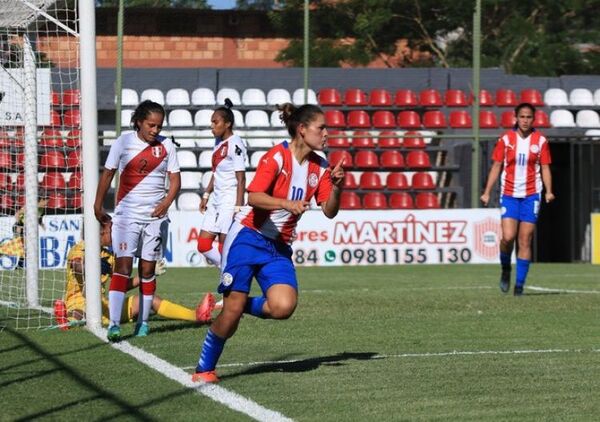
[{"x1": 202, "y1": 192, "x2": 210, "y2": 200}]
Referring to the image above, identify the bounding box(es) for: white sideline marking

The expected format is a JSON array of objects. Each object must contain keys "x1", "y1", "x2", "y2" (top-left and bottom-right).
[
  {"x1": 528, "y1": 286, "x2": 600, "y2": 294},
  {"x1": 181, "y1": 347, "x2": 600, "y2": 371},
  {"x1": 90, "y1": 327, "x2": 293, "y2": 422}
]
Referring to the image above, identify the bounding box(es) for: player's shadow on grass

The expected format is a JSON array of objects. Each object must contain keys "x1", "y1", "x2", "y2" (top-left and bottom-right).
[
  {"x1": 120, "y1": 320, "x2": 206, "y2": 339},
  {"x1": 222, "y1": 351, "x2": 378, "y2": 381}
]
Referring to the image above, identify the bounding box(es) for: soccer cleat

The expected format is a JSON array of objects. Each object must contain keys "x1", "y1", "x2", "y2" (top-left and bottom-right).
[
  {"x1": 196, "y1": 293, "x2": 216, "y2": 323},
  {"x1": 192, "y1": 370, "x2": 220, "y2": 383},
  {"x1": 134, "y1": 322, "x2": 150, "y2": 337},
  {"x1": 499, "y1": 270, "x2": 511, "y2": 293},
  {"x1": 53, "y1": 299, "x2": 69, "y2": 330},
  {"x1": 107, "y1": 325, "x2": 121, "y2": 342},
  {"x1": 214, "y1": 298, "x2": 223, "y2": 311},
  {"x1": 514, "y1": 286, "x2": 524, "y2": 296}
]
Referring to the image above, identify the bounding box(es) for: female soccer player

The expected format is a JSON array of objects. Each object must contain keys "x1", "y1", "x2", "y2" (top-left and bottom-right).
[
  {"x1": 481, "y1": 102, "x2": 555, "y2": 295},
  {"x1": 192, "y1": 103, "x2": 345, "y2": 383},
  {"x1": 94, "y1": 100, "x2": 181, "y2": 341},
  {"x1": 197, "y1": 99, "x2": 247, "y2": 267}
]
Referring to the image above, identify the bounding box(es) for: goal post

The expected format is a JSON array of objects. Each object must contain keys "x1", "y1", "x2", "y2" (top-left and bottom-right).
[{"x1": 0, "y1": 0, "x2": 100, "y2": 330}]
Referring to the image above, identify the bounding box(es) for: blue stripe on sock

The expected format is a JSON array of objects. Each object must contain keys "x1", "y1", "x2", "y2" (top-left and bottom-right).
[
  {"x1": 516, "y1": 258, "x2": 530, "y2": 287},
  {"x1": 196, "y1": 329, "x2": 226, "y2": 372}
]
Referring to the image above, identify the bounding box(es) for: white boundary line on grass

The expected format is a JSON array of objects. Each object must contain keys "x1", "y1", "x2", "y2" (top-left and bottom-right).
[
  {"x1": 528, "y1": 286, "x2": 600, "y2": 294},
  {"x1": 89, "y1": 327, "x2": 293, "y2": 422},
  {"x1": 180, "y1": 347, "x2": 600, "y2": 371}
]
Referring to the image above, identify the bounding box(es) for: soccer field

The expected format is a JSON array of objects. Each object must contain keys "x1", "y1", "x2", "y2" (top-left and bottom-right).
[{"x1": 2, "y1": 263, "x2": 600, "y2": 421}]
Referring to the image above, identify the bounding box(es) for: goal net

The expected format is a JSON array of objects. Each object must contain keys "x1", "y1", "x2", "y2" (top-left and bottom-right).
[{"x1": 0, "y1": 0, "x2": 83, "y2": 329}]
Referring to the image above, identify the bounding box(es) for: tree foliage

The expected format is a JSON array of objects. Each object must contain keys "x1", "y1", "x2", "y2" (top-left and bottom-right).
[{"x1": 271, "y1": 0, "x2": 600, "y2": 75}]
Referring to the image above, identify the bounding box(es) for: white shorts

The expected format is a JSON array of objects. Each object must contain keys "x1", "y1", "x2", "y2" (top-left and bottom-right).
[
  {"x1": 200, "y1": 204, "x2": 235, "y2": 235},
  {"x1": 112, "y1": 216, "x2": 169, "y2": 262}
]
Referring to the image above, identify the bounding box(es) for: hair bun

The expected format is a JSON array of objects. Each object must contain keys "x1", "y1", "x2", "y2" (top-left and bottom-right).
[{"x1": 224, "y1": 98, "x2": 233, "y2": 109}]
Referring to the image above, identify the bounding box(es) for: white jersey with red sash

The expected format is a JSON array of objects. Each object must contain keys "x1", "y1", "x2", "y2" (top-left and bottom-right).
[
  {"x1": 210, "y1": 133, "x2": 247, "y2": 208},
  {"x1": 104, "y1": 131, "x2": 180, "y2": 221},
  {"x1": 235, "y1": 141, "x2": 333, "y2": 244},
  {"x1": 492, "y1": 129, "x2": 551, "y2": 198}
]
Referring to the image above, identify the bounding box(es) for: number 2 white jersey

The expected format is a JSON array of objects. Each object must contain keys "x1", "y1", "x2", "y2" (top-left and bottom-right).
[
  {"x1": 104, "y1": 131, "x2": 180, "y2": 222},
  {"x1": 210, "y1": 133, "x2": 247, "y2": 208}
]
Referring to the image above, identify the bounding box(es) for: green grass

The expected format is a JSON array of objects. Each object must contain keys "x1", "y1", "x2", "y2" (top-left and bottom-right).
[{"x1": 2, "y1": 264, "x2": 600, "y2": 421}]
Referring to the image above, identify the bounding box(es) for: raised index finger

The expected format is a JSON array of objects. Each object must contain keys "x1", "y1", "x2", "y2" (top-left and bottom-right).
[{"x1": 332, "y1": 157, "x2": 345, "y2": 171}]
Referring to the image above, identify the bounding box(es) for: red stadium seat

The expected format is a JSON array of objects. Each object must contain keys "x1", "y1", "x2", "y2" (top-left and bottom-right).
[
  {"x1": 372, "y1": 110, "x2": 395, "y2": 128},
  {"x1": 47, "y1": 193, "x2": 67, "y2": 210},
  {"x1": 422, "y1": 110, "x2": 447, "y2": 128},
  {"x1": 63, "y1": 109, "x2": 80, "y2": 127},
  {"x1": 395, "y1": 89, "x2": 418, "y2": 107},
  {"x1": 406, "y1": 150, "x2": 431, "y2": 169},
  {"x1": 71, "y1": 193, "x2": 83, "y2": 209},
  {"x1": 342, "y1": 172, "x2": 358, "y2": 189},
  {"x1": 340, "y1": 191, "x2": 361, "y2": 209},
  {"x1": 402, "y1": 131, "x2": 426, "y2": 149},
  {"x1": 389, "y1": 192, "x2": 414, "y2": 209},
  {"x1": 354, "y1": 150, "x2": 378, "y2": 168},
  {"x1": 0, "y1": 195, "x2": 14, "y2": 210},
  {"x1": 359, "y1": 172, "x2": 383, "y2": 190},
  {"x1": 347, "y1": 110, "x2": 370, "y2": 128},
  {"x1": 415, "y1": 192, "x2": 440, "y2": 209},
  {"x1": 16, "y1": 173, "x2": 25, "y2": 190},
  {"x1": 479, "y1": 110, "x2": 498, "y2": 128},
  {"x1": 51, "y1": 91, "x2": 61, "y2": 106},
  {"x1": 325, "y1": 110, "x2": 346, "y2": 128},
  {"x1": 520, "y1": 89, "x2": 544, "y2": 106},
  {"x1": 66, "y1": 150, "x2": 81, "y2": 169},
  {"x1": 378, "y1": 131, "x2": 402, "y2": 149},
  {"x1": 419, "y1": 89, "x2": 443, "y2": 107},
  {"x1": 15, "y1": 194, "x2": 25, "y2": 207},
  {"x1": 41, "y1": 172, "x2": 66, "y2": 190},
  {"x1": 40, "y1": 150, "x2": 66, "y2": 169},
  {"x1": 445, "y1": 89, "x2": 469, "y2": 107},
  {"x1": 327, "y1": 130, "x2": 350, "y2": 148},
  {"x1": 380, "y1": 150, "x2": 404, "y2": 169},
  {"x1": 412, "y1": 172, "x2": 435, "y2": 190},
  {"x1": 386, "y1": 172, "x2": 410, "y2": 190},
  {"x1": 369, "y1": 89, "x2": 392, "y2": 107},
  {"x1": 318, "y1": 88, "x2": 342, "y2": 106},
  {"x1": 68, "y1": 172, "x2": 82, "y2": 190},
  {"x1": 65, "y1": 130, "x2": 81, "y2": 148},
  {"x1": 0, "y1": 131, "x2": 11, "y2": 148},
  {"x1": 496, "y1": 89, "x2": 518, "y2": 107},
  {"x1": 328, "y1": 150, "x2": 353, "y2": 169},
  {"x1": 534, "y1": 110, "x2": 551, "y2": 128},
  {"x1": 62, "y1": 89, "x2": 80, "y2": 106},
  {"x1": 0, "y1": 150, "x2": 12, "y2": 170},
  {"x1": 501, "y1": 111, "x2": 516, "y2": 128},
  {"x1": 351, "y1": 131, "x2": 375, "y2": 148},
  {"x1": 344, "y1": 88, "x2": 368, "y2": 106},
  {"x1": 397, "y1": 110, "x2": 421, "y2": 129},
  {"x1": 363, "y1": 192, "x2": 387, "y2": 209},
  {"x1": 449, "y1": 110, "x2": 472, "y2": 128},
  {"x1": 40, "y1": 129, "x2": 63, "y2": 147},
  {"x1": 49, "y1": 109, "x2": 62, "y2": 127},
  {"x1": 476, "y1": 89, "x2": 494, "y2": 106},
  {"x1": 0, "y1": 173, "x2": 12, "y2": 190}
]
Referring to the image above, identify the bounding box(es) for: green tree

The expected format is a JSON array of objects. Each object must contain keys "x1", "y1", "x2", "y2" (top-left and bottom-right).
[{"x1": 271, "y1": 0, "x2": 600, "y2": 75}]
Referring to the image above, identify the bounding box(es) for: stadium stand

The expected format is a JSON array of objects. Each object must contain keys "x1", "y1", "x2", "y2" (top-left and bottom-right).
[
  {"x1": 569, "y1": 88, "x2": 594, "y2": 106},
  {"x1": 140, "y1": 88, "x2": 165, "y2": 105},
  {"x1": 191, "y1": 88, "x2": 216, "y2": 106},
  {"x1": 166, "y1": 88, "x2": 191, "y2": 106},
  {"x1": 242, "y1": 88, "x2": 267, "y2": 106},
  {"x1": 216, "y1": 88, "x2": 241, "y2": 106},
  {"x1": 267, "y1": 88, "x2": 292, "y2": 106}
]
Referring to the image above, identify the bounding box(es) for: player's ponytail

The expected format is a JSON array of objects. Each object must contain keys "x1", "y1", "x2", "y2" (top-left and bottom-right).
[
  {"x1": 277, "y1": 102, "x2": 323, "y2": 138},
  {"x1": 131, "y1": 100, "x2": 165, "y2": 131},
  {"x1": 214, "y1": 98, "x2": 235, "y2": 129}
]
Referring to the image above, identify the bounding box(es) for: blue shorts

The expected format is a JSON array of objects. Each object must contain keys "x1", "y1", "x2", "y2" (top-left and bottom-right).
[
  {"x1": 500, "y1": 194, "x2": 541, "y2": 224},
  {"x1": 218, "y1": 226, "x2": 297, "y2": 295}
]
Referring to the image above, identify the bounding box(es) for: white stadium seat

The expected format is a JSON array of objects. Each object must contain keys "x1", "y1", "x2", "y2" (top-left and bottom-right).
[
  {"x1": 140, "y1": 88, "x2": 165, "y2": 105},
  {"x1": 168, "y1": 109, "x2": 193, "y2": 127},
  {"x1": 272, "y1": 129, "x2": 289, "y2": 145},
  {"x1": 194, "y1": 109, "x2": 213, "y2": 127},
  {"x1": 177, "y1": 151, "x2": 198, "y2": 168},
  {"x1": 245, "y1": 130, "x2": 274, "y2": 148},
  {"x1": 244, "y1": 110, "x2": 270, "y2": 128},
  {"x1": 569, "y1": 88, "x2": 594, "y2": 106},
  {"x1": 270, "y1": 110, "x2": 284, "y2": 127},
  {"x1": 121, "y1": 109, "x2": 134, "y2": 127},
  {"x1": 585, "y1": 129, "x2": 600, "y2": 140},
  {"x1": 575, "y1": 110, "x2": 600, "y2": 128},
  {"x1": 292, "y1": 88, "x2": 318, "y2": 105},
  {"x1": 195, "y1": 129, "x2": 216, "y2": 148},
  {"x1": 180, "y1": 171, "x2": 203, "y2": 190},
  {"x1": 594, "y1": 89, "x2": 600, "y2": 106},
  {"x1": 232, "y1": 109, "x2": 245, "y2": 127},
  {"x1": 177, "y1": 192, "x2": 201, "y2": 211},
  {"x1": 245, "y1": 171, "x2": 256, "y2": 188},
  {"x1": 549, "y1": 109, "x2": 576, "y2": 127},
  {"x1": 198, "y1": 150, "x2": 213, "y2": 168},
  {"x1": 166, "y1": 88, "x2": 190, "y2": 106},
  {"x1": 250, "y1": 150, "x2": 267, "y2": 169},
  {"x1": 120, "y1": 88, "x2": 138, "y2": 106},
  {"x1": 170, "y1": 130, "x2": 198, "y2": 148},
  {"x1": 241, "y1": 88, "x2": 267, "y2": 106},
  {"x1": 191, "y1": 88, "x2": 216, "y2": 106},
  {"x1": 267, "y1": 88, "x2": 291, "y2": 106},
  {"x1": 201, "y1": 172, "x2": 212, "y2": 189},
  {"x1": 543, "y1": 88, "x2": 569, "y2": 106},
  {"x1": 216, "y1": 88, "x2": 241, "y2": 106}
]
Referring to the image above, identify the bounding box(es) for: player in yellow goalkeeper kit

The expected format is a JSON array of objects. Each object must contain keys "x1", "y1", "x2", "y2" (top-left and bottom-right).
[{"x1": 57, "y1": 220, "x2": 214, "y2": 328}]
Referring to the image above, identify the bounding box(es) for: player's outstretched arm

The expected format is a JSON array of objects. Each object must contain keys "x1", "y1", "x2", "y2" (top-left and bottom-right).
[{"x1": 480, "y1": 161, "x2": 502, "y2": 206}]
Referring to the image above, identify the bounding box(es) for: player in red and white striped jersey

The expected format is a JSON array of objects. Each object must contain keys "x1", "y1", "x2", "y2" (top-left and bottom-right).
[
  {"x1": 192, "y1": 103, "x2": 345, "y2": 383},
  {"x1": 197, "y1": 99, "x2": 247, "y2": 267},
  {"x1": 94, "y1": 100, "x2": 183, "y2": 341},
  {"x1": 481, "y1": 102, "x2": 555, "y2": 296}
]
